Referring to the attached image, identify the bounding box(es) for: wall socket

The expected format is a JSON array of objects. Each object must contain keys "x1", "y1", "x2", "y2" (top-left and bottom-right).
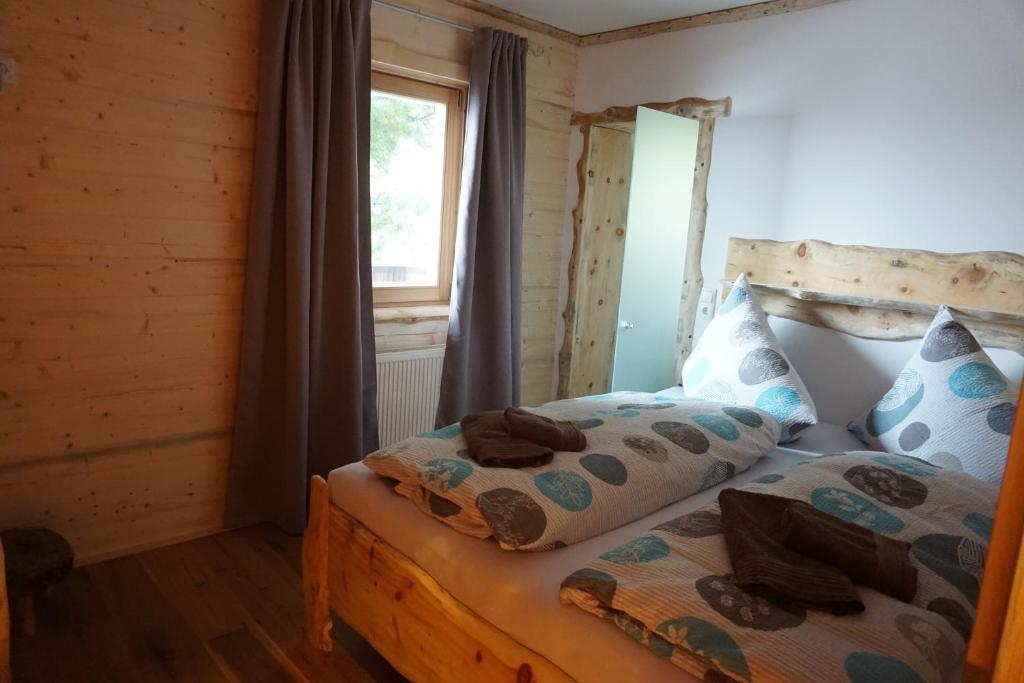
[
  {"x1": 0, "y1": 56, "x2": 16, "y2": 93},
  {"x1": 697, "y1": 287, "x2": 717, "y2": 321},
  {"x1": 692, "y1": 287, "x2": 718, "y2": 346}
]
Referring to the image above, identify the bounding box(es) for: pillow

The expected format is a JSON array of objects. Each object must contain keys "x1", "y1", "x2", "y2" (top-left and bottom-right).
[
  {"x1": 682, "y1": 273, "x2": 818, "y2": 443},
  {"x1": 847, "y1": 305, "x2": 1017, "y2": 484}
]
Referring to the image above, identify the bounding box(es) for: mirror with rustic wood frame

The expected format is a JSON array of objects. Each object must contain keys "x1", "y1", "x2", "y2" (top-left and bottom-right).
[{"x1": 557, "y1": 96, "x2": 732, "y2": 399}]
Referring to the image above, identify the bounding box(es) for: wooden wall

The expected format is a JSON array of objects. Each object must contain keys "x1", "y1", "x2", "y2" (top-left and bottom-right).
[
  {"x1": 0, "y1": 0, "x2": 259, "y2": 564},
  {"x1": 0, "y1": 0, "x2": 576, "y2": 563}
]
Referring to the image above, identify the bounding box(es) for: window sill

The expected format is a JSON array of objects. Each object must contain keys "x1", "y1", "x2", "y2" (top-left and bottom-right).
[{"x1": 373, "y1": 304, "x2": 450, "y2": 325}]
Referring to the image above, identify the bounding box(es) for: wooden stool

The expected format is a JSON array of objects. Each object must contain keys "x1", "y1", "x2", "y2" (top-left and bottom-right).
[{"x1": 0, "y1": 528, "x2": 73, "y2": 637}]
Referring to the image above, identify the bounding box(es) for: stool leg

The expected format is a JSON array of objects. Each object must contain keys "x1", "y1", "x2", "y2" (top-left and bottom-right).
[{"x1": 16, "y1": 596, "x2": 34, "y2": 637}]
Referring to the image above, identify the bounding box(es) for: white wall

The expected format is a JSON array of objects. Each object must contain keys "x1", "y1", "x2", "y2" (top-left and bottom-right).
[{"x1": 561, "y1": 0, "x2": 1024, "y2": 422}]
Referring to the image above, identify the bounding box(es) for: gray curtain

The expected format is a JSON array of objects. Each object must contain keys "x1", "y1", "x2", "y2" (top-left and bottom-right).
[
  {"x1": 225, "y1": 0, "x2": 378, "y2": 534},
  {"x1": 436, "y1": 28, "x2": 528, "y2": 427}
]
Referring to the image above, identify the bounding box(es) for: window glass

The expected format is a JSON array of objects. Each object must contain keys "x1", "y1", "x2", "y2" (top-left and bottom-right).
[{"x1": 370, "y1": 90, "x2": 447, "y2": 288}]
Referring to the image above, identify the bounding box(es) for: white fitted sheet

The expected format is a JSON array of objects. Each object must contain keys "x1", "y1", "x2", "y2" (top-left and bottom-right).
[{"x1": 328, "y1": 422, "x2": 865, "y2": 683}]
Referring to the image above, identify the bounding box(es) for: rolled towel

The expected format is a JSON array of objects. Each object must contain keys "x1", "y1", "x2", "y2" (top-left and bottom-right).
[
  {"x1": 460, "y1": 411, "x2": 553, "y2": 468},
  {"x1": 781, "y1": 502, "x2": 917, "y2": 604},
  {"x1": 719, "y1": 488, "x2": 864, "y2": 615},
  {"x1": 504, "y1": 407, "x2": 587, "y2": 452}
]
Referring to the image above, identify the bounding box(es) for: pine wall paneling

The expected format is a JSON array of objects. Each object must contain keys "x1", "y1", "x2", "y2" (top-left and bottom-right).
[
  {"x1": 0, "y1": 0, "x2": 577, "y2": 563},
  {"x1": 0, "y1": 0, "x2": 258, "y2": 564}
]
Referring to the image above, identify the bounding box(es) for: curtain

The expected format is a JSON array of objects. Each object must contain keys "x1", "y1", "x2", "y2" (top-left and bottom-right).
[
  {"x1": 436, "y1": 28, "x2": 528, "y2": 427},
  {"x1": 225, "y1": 0, "x2": 378, "y2": 534}
]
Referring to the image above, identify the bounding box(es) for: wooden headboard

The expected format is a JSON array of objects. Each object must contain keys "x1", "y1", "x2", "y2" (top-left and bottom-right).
[{"x1": 724, "y1": 238, "x2": 1024, "y2": 354}]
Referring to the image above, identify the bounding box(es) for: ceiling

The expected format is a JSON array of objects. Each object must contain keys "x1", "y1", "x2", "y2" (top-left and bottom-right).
[{"x1": 485, "y1": 0, "x2": 767, "y2": 36}]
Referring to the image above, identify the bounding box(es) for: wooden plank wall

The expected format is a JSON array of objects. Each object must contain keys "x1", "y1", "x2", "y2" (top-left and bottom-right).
[
  {"x1": 0, "y1": 0, "x2": 576, "y2": 563},
  {"x1": 0, "y1": 0, "x2": 259, "y2": 564}
]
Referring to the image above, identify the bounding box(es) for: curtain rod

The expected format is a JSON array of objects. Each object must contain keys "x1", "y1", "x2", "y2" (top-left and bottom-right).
[
  {"x1": 371, "y1": 0, "x2": 546, "y2": 55},
  {"x1": 372, "y1": 0, "x2": 474, "y2": 33}
]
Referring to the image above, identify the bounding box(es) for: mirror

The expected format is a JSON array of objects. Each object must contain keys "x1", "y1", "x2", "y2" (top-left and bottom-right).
[
  {"x1": 558, "y1": 96, "x2": 730, "y2": 399},
  {"x1": 610, "y1": 107, "x2": 700, "y2": 391}
]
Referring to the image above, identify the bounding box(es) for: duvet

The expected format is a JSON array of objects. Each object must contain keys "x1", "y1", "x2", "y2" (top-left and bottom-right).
[
  {"x1": 560, "y1": 451, "x2": 997, "y2": 683},
  {"x1": 363, "y1": 392, "x2": 781, "y2": 550}
]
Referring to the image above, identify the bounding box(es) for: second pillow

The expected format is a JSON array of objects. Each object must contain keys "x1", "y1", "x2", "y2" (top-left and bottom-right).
[{"x1": 682, "y1": 273, "x2": 818, "y2": 442}]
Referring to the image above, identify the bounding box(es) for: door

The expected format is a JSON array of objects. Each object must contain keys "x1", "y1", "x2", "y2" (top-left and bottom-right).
[
  {"x1": 611, "y1": 107, "x2": 700, "y2": 392},
  {"x1": 559, "y1": 124, "x2": 635, "y2": 398}
]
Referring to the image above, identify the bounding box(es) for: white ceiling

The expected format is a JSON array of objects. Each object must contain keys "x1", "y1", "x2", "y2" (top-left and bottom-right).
[{"x1": 486, "y1": 0, "x2": 766, "y2": 36}]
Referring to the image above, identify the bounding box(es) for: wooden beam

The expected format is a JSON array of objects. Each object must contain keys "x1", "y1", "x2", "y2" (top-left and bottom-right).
[
  {"x1": 967, "y1": 383, "x2": 1024, "y2": 682},
  {"x1": 757, "y1": 291, "x2": 1024, "y2": 354},
  {"x1": 723, "y1": 281, "x2": 1024, "y2": 326},
  {"x1": 571, "y1": 97, "x2": 731, "y2": 126},
  {"x1": 727, "y1": 238, "x2": 1024, "y2": 313},
  {"x1": 302, "y1": 476, "x2": 332, "y2": 653},
  {"x1": 724, "y1": 238, "x2": 1024, "y2": 353},
  {"x1": 674, "y1": 117, "x2": 717, "y2": 378},
  {"x1": 578, "y1": 0, "x2": 848, "y2": 46}
]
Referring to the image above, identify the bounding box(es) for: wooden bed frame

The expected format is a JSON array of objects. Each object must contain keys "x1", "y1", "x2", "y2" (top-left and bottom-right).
[
  {"x1": 302, "y1": 476, "x2": 574, "y2": 682},
  {"x1": 303, "y1": 239, "x2": 1024, "y2": 683}
]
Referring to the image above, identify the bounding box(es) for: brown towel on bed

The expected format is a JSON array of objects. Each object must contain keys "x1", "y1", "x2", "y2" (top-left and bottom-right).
[
  {"x1": 504, "y1": 407, "x2": 587, "y2": 452},
  {"x1": 719, "y1": 488, "x2": 865, "y2": 615},
  {"x1": 781, "y1": 502, "x2": 918, "y2": 603},
  {"x1": 460, "y1": 411, "x2": 554, "y2": 468}
]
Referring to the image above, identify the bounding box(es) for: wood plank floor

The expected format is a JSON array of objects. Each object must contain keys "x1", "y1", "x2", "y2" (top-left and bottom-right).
[{"x1": 10, "y1": 525, "x2": 407, "y2": 683}]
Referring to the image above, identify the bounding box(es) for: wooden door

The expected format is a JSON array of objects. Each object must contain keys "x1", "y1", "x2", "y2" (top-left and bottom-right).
[{"x1": 558, "y1": 124, "x2": 634, "y2": 398}]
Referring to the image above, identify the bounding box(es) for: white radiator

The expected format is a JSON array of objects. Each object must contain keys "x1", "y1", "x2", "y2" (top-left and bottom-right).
[{"x1": 375, "y1": 347, "x2": 445, "y2": 448}]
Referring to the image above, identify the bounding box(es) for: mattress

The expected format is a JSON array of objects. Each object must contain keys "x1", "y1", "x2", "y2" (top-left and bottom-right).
[{"x1": 328, "y1": 421, "x2": 866, "y2": 683}]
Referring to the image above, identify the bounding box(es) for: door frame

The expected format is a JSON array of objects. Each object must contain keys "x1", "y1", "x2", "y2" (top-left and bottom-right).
[{"x1": 557, "y1": 96, "x2": 732, "y2": 399}]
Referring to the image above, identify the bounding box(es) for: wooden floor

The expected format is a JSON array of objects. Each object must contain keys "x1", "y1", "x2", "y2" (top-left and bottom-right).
[{"x1": 9, "y1": 525, "x2": 406, "y2": 683}]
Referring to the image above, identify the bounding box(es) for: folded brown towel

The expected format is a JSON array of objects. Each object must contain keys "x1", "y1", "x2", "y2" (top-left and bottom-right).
[
  {"x1": 460, "y1": 411, "x2": 553, "y2": 468},
  {"x1": 781, "y1": 503, "x2": 917, "y2": 603},
  {"x1": 504, "y1": 407, "x2": 587, "y2": 452},
  {"x1": 719, "y1": 488, "x2": 864, "y2": 615}
]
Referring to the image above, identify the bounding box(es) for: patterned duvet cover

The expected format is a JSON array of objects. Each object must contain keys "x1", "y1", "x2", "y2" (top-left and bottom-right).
[
  {"x1": 363, "y1": 392, "x2": 781, "y2": 550},
  {"x1": 560, "y1": 451, "x2": 997, "y2": 683}
]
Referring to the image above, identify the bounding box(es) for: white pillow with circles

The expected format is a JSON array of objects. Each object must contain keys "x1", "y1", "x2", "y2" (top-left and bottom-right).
[
  {"x1": 681, "y1": 273, "x2": 818, "y2": 443},
  {"x1": 847, "y1": 305, "x2": 1017, "y2": 485}
]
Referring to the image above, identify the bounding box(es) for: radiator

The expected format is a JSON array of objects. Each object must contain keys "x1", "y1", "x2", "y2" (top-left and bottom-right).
[{"x1": 375, "y1": 346, "x2": 445, "y2": 448}]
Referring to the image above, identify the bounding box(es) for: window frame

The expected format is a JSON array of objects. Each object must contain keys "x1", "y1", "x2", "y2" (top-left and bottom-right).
[{"x1": 370, "y1": 71, "x2": 466, "y2": 307}]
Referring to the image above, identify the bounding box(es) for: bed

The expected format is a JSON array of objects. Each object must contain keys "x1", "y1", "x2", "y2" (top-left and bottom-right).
[
  {"x1": 303, "y1": 239, "x2": 1024, "y2": 682},
  {"x1": 325, "y1": 423, "x2": 858, "y2": 682}
]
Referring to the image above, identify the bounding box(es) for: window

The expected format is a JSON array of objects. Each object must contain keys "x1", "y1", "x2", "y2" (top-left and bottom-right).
[{"x1": 370, "y1": 72, "x2": 465, "y2": 306}]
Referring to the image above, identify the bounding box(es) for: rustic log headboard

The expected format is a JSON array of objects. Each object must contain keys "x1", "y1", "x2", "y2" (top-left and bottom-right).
[{"x1": 723, "y1": 238, "x2": 1024, "y2": 354}]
